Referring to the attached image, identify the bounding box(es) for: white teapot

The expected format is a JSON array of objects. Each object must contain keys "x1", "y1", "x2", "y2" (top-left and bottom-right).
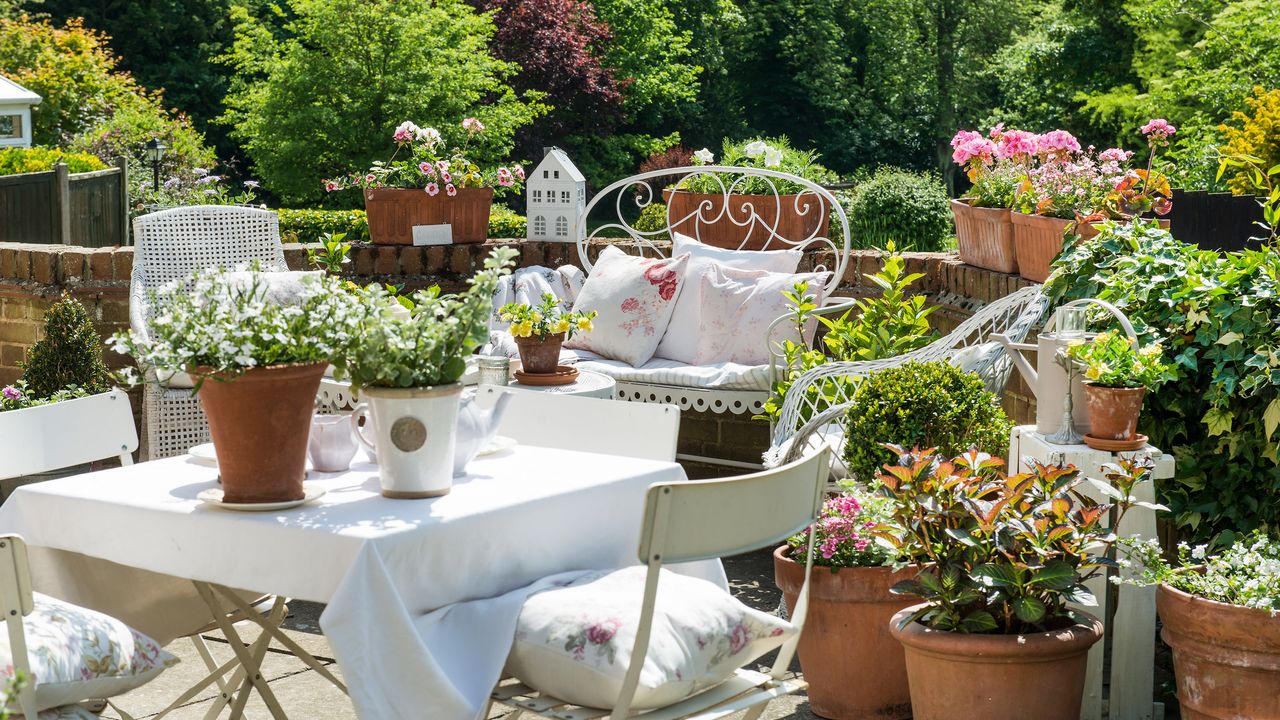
[{"x1": 452, "y1": 390, "x2": 513, "y2": 476}]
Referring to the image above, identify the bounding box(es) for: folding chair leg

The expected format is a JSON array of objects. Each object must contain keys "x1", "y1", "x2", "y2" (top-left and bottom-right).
[
  {"x1": 739, "y1": 703, "x2": 769, "y2": 720},
  {"x1": 191, "y1": 634, "x2": 236, "y2": 701}
]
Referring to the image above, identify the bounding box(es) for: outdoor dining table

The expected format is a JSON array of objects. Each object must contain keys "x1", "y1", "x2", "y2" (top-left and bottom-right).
[{"x1": 0, "y1": 444, "x2": 726, "y2": 720}]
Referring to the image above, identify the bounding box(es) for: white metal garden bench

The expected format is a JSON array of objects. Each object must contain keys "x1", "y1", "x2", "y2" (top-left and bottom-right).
[
  {"x1": 131, "y1": 205, "x2": 288, "y2": 459},
  {"x1": 570, "y1": 166, "x2": 854, "y2": 467}
]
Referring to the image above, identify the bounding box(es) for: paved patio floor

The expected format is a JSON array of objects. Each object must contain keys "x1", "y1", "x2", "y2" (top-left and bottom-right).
[{"x1": 99, "y1": 548, "x2": 821, "y2": 719}]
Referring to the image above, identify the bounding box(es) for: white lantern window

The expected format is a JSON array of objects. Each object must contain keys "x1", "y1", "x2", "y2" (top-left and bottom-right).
[
  {"x1": 533, "y1": 215, "x2": 547, "y2": 236},
  {"x1": 555, "y1": 216, "x2": 568, "y2": 237}
]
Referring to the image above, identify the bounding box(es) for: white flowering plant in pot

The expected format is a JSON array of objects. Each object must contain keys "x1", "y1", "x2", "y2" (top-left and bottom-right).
[{"x1": 681, "y1": 136, "x2": 835, "y2": 195}]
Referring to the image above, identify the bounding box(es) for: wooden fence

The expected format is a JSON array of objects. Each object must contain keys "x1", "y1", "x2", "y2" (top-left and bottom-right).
[
  {"x1": 1166, "y1": 188, "x2": 1267, "y2": 253},
  {"x1": 0, "y1": 158, "x2": 130, "y2": 247}
]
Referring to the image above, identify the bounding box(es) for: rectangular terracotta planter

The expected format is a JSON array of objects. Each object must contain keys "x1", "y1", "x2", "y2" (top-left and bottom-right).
[
  {"x1": 663, "y1": 188, "x2": 829, "y2": 250},
  {"x1": 1011, "y1": 213, "x2": 1172, "y2": 283},
  {"x1": 364, "y1": 187, "x2": 493, "y2": 245},
  {"x1": 951, "y1": 200, "x2": 1018, "y2": 274}
]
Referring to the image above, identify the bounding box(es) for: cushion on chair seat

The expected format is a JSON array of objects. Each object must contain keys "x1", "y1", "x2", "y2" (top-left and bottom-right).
[
  {"x1": 506, "y1": 567, "x2": 795, "y2": 711},
  {"x1": 570, "y1": 350, "x2": 773, "y2": 392},
  {"x1": 3, "y1": 593, "x2": 178, "y2": 712},
  {"x1": 152, "y1": 368, "x2": 195, "y2": 389}
]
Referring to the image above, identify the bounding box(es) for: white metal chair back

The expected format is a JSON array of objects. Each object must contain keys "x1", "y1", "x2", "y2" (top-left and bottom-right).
[
  {"x1": 0, "y1": 535, "x2": 36, "y2": 717},
  {"x1": 0, "y1": 389, "x2": 136, "y2": 480},
  {"x1": 611, "y1": 448, "x2": 829, "y2": 718},
  {"x1": 481, "y1": 387, "x2": 680, "y2": 462},
  {"x1": 578, "y1": 166, "x2": 851, "y2": 299}
]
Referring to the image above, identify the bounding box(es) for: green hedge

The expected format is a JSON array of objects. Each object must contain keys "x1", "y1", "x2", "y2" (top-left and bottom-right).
[
  {"x1": 0, "y1": 147, "x2": 107, "y2": 176},
  {"x1": 278, "y1": 205, "x2": 528, "y2": 244}
]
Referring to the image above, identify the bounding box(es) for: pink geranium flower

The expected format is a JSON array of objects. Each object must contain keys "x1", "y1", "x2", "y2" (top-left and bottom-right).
[
  {"x1": 425, "y1": 183, "x2": 439, "y2": 196},
  {"x1": 952, "y1": 136, "x2": 997, "y2": 166},
  {"x1": 1099, "y1": 148, "x2": 1133, "y2": 163},
  {"x1": 997, "y1": 130, "x2": 1039, "y2": 160},
  {"x1": 462, "y1": 117, "x2": 485, "y2": 134},
  {"x1": 1141, "y1": 118, "x2": 1176, "y2": 139},
  {"x1": 445, "y1": 183, "x2": 457, "y2": 197},
  {"x1": 1037, "y1": 130, "x2": 1081, "y2": 157}
]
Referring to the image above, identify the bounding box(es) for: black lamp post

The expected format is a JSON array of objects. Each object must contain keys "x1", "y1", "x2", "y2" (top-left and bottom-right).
[{"x1": 144, "y1": 137, "x2": 167, "y2": 192}]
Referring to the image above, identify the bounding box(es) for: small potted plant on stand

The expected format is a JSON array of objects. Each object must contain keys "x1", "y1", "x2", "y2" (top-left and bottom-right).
[
  {"x1": 1066, "y1": 331, "x2": 1171, "y2": 451},
  {"x1": 1121, "y1": 533, "x2": 1280, "y2": 720},
  {"x1": 112, "y1": 270, "x2": 368, "y2": 504},
  {"x1": 949, "y1": 126, "x2": 1035, "y2": 273},
  {"x1": 499, "y1": 293, "x2": 596, "y2": 385},
  {"x1": 670, "y1": 138, "x2": 836, "y2": 250},
  {"x1": 324, "y1": 118, "x2": 525, "y2": 245},
  {"x1": 875, "y1": 448, "x2": 1159, "y2": 720},
  {"x1": 773, "y1": 488, "x2": 917, "y2": 720},
  {"x1": 343, "y1": 247, "x2": 516, "y2": 498}
]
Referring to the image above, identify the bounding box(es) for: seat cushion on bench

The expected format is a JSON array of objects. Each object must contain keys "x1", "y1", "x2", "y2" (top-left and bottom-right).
[{"x1": 568, "y1": 350, "x2": 772, "y2": 392}]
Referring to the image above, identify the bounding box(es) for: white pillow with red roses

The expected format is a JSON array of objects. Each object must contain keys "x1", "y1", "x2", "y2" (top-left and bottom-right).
[{"x1": 564, "y1": 247, "x2": 689, "y2": 367}]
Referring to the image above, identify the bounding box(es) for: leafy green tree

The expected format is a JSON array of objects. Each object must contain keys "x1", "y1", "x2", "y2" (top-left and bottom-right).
[{"x1": 220, "y1": 0, "x2": 547, "y2": 206}]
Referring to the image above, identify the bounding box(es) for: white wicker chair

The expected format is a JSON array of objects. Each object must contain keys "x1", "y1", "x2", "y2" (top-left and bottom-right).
[
  {"x1": 131, "y1": 205, "x2": 287, "y2": 460},
  {"x1": 769, "y1": 285, "x2": 1049, "y2": 464}
]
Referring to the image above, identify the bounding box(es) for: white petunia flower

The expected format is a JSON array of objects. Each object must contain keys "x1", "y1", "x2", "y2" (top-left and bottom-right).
[
  {"x1": 693, "y1": 148, "x2": 714, "y2": 164},
  {"x1": 744, "y1": 140, "x2": 768, "y2": 159},
  {"x1": 763, "y1": 146, "x2": 784, "y2": 168}
]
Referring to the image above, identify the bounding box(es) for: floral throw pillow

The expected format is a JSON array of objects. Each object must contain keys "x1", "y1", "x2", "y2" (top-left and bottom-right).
[
  {"x1": 691, "y1": 264, "x2": 832, "y2": 366},
  {"x1": 1, "y1": 593, "x2": 179, "y2": 712},
  {"x1": 564, "y1": 247, "x2": 690, "y2": 367},
  {"x1": 506, "y1": 567, "x2": 795, "y2": 710}
]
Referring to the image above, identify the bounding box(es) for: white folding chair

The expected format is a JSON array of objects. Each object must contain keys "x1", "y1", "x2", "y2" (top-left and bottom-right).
[
  {"x1": 481, "y1": 386, "x2": 681, "y2": 462},
  {"x1": 491, "y1": 448, "x2": 830, "y2": 720}
]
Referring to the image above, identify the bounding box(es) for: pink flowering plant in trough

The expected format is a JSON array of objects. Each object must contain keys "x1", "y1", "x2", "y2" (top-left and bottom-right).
[
  {"x1": 785, "y1": 485, "x2": 900, "y2": 569},
  {"x1": 323, "y1": 118, "x2": 525, "y2": 198},
  {"x1": 951, "y1": 124, "x2": 1036, "y2": 208}
]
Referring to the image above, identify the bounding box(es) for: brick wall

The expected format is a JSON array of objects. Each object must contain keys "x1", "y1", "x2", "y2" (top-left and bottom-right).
[{"x1": 0, "y1": 240, "x2": 1037, "y2": 469}]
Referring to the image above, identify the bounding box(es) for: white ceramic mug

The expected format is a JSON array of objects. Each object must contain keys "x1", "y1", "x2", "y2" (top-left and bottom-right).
[
  {"x1": 351, "y1": 384, "x2": 462, "y2": 498},
  {"x1": 308, "y1": 414, "x2": 358, "y2": 473}
]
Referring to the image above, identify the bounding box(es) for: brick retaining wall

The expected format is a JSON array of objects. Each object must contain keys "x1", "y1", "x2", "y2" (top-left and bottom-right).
[{"x1": 0, "y1": 240, "x2": 1037, "y2": 468}]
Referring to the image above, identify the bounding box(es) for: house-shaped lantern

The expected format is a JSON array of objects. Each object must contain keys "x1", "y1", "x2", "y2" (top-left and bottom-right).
[
  {"x1": 0, "y1": 76, "x2": 40, "y2": 149},
  {"x1": 526, "y1": 147, "x2": 586, "y2": 243}
]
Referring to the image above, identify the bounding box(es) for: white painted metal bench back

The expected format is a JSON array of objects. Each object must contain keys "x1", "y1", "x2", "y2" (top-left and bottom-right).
[
  {"x1": 482, "y1": 387, "x2": 680, "y2": 462},
  {"x1": 0, "y1": 388, "x2": 137, "y2": 480},
  {"x1": 492, "y1": 448, "x2": 829, "y2": 719}
]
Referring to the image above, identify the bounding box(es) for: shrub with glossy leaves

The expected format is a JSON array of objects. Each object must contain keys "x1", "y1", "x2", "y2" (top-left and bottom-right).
[
  {"x1": 842, "y1": 361, "x2": 1010, "y2": 482},
  {"x1": 847, "y1": 167, "x2": 952, "y2": 251}
]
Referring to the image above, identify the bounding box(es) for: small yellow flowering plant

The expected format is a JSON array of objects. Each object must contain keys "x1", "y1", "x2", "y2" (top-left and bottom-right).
[
  {"x1": 1066, "y1": 331, "x2": 1172, "y2": 389},
  {"x1": 500, "y1": 293, "x2": 596, "y2": 341}
]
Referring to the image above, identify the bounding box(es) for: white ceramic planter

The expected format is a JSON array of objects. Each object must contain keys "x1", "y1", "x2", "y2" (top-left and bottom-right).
[{"x1": 351, "y1": 384, "x2": 463, "y2": 498}]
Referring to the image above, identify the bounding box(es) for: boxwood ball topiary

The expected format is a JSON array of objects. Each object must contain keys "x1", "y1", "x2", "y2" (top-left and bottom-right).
[
  {"x1": 847, "y1": 167, "x2": 952, "y2": 252},
  {"x1": 20, "y1": 294, "x2": 113, "y2": 400},
  {"x1": 843, "y1": 361, "x2": 1011, "y2": 481}
]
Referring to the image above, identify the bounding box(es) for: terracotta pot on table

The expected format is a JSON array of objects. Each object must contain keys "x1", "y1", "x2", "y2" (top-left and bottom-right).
[
  {"x1": 951, "y1": 200, "x2": 1017, "y2": 274},
  {"x1": 1157, "y1": 582, "x2": 1280, "y2": 720},
  {"x1": 889, "y1": 604, "x2": 1103, "y2": 720},
  {"x1": 773, "y1": 546, "x2": 917, "y2": 719},
  {"x1": 515, "y1": 333, "x2": 564, "y2": 374},
  {"x1": 195, "y1": 362, "x2": 328, "y2": 503},
  {"x1": 1082, "y1": 384, "x2": 1146, "y2": 440}
]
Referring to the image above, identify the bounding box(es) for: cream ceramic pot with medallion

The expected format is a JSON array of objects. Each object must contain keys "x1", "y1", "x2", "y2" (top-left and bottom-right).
[{"x1": 351, "y1": 384, "x2": 463, "y2": 498}]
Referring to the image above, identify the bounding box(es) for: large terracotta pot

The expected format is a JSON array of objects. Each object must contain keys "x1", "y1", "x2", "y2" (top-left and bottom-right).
[
  {"x1": 1158, "y1": 582, "x2": 1280, "y2": 720},
  {"x1": 663, "y1": 188, "x2": 829, "y2": 250},
  {"x1": 889, "y1": 604, "x2": 1103, "y2": 720},
  {"x1": 773, "y1": 547, "x2": 917, "y2": 720},
  {"x1": 196, "y1": 362, "x2": 327, "y2": 503},
  {"x1": 1082, "y1": 384, "x2": 1145, "y2": 440},
  {"x1": 1010, "y1": 212, "x2": 1076, "y2": 283},
  {"x1": 514, "y1": 333, "x2": 564, "y2": 374},
  {"x1": 951, "y1": 200, "x2": 1017, "y2": 274},
  {"x1": 364, "y1": 187, "x2": 493, "y2": 245}
]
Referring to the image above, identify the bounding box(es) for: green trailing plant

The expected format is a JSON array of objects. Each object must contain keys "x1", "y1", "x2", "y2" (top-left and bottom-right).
[
  {"x1": 760, "y1": 248, "x2": 936, "y2": 424},
  {"x1": 1119, "y1": 531, "x2": 1280, "y2": 612},
  {"x1": 846, "y1": 167, "x2": 952, "y2": 251},
  {"x1": 842, "y1": 361, "x2": 1011, "y2": 483},
  {"x1": 340, "y1": 247, "x2": 517, "y2": 389},
  {"x1": 307, "y1": 232, "x2": 351, "y2": 274},
  {"x1": 1046, "y1": 218, "x2": 1280, "y2": 543},
  {"x1": 877, "y1": 450, "x2": 1159, "y2": 634},
  {"x1": 19, "y1": 294, "x2": 112, "y2": 400}
]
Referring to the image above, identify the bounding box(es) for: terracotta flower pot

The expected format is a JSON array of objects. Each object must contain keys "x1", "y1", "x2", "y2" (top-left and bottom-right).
[
  {"x1": 663, "y1": 188, "x2": 829, "y2": 250},
  {"x1": 1157, "y1": 582, "x2": 1280, "y2": 720},
  {"x1": 889, "y1": 604, "x2": 1102, "y2": 720},
  {"x1": 514, "y1": 333, "x2": 564, "y2": 374},
  {"x1": 1010, "y1": 212, "x2": 1076, "y2": 282},
  {"x1": 951, "y1": 200, "x2": 1018, "y2": 274},
  {"x1": 773, "y1": 547, "x2": 917, "y2": 720},
  {"x1": 1082, "y1": 384, "x2": 1146, "y2": 440},
  {"x1": 196, "y1": 362, "x2": 327, "y2": 503},
  {"x1": 364, "y1": 187, "x2": 493, "y2": 245}
]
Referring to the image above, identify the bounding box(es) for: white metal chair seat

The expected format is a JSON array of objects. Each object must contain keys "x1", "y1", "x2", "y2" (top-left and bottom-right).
[
  {"x1": 770, "y1": 285, "x2": 1049, "y2": 456},
  {"x1": 492, "y1": 668, "x2": 807, "y2": 720},
  {"x1": 131, "y1": 205, "x2": 288, "y2": 459}
]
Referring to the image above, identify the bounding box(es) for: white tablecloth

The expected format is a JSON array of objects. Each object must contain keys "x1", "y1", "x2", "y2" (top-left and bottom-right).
[{"x1": 0, "y1": 447, "x2": 725, "y2": 720}]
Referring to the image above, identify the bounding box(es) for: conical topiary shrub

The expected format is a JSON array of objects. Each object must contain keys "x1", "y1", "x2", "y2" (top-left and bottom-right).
[{"x1": 19, "y1": 294, "x2": 112, "y2": 400}]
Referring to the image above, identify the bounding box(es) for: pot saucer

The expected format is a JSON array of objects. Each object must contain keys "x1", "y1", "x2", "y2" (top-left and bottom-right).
[
  {"x1": 197, "y1": 483, "x2": 326, "y2": 512},
  {"x1": 189, "y1": 443, "x2": 218, "y2": 467},
  {"x1": 513, "y1": 366, "x2": 578, "y2": 386},
  {"x1": 1082, "y1": 433, "x2": 1148, "y2": 452}
]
